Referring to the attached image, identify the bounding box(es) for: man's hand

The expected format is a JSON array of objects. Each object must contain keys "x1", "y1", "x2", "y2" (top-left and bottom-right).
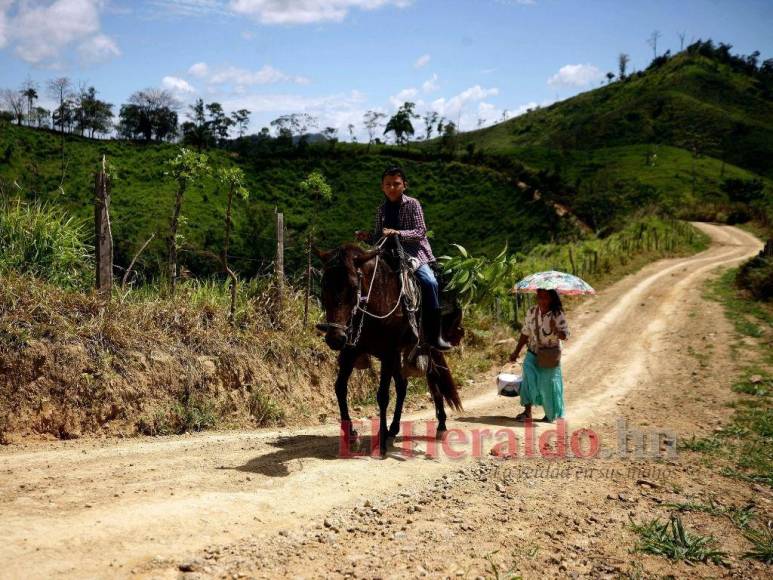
[
  {"x1": 355, "y1": 230, "x2": 369, "y2": 241},
  {"x1": 382, "y1": 228, "x2": 400, "y2": 237}
]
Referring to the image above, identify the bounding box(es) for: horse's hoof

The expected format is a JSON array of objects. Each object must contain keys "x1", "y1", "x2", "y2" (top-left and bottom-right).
[
  {"x1": 387, "y1": 425, "x2": 400, "y2": 438},
  {"x1": 435, "y1": 427, "x2": 447, "y2": 440}
]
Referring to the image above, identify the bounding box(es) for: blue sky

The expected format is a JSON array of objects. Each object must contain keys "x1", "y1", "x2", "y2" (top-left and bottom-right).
[{"x1": 1, "y1": 0, "x2": 771, "y2": 139}]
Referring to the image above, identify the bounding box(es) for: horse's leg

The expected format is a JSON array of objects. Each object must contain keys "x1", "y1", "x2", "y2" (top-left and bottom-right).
[
  {"x1": 376, "y1": 357, "x2": 393, "y2": 457},
  {"x1": 389, "y1": 355, "x2": 407, "y2": 437},
  {"x1": 429, "y1": 372, "x2": 447, "y2": 438},
  {"x1": 335, "y1": 349, "x2": 357, "y2": 439}
]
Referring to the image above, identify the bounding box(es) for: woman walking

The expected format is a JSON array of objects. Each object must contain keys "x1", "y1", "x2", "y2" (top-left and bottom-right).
[{"x1": 509, "y1": 288, "x2": 570, "y2": 422}]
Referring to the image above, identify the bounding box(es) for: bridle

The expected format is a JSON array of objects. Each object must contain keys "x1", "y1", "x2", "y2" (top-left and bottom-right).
[{"x1": 320, "y1": 237, "x2": 413, "y2": 347}]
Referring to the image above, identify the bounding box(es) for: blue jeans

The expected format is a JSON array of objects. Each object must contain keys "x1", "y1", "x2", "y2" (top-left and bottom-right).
[{"x1": 414, "y1": 264, "x2": 440, "y2": 310}]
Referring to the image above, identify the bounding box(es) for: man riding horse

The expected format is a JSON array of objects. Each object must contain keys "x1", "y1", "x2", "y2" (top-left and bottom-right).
[
  {"x1": 316, "y1": 166, "x2": 462, "y2": 456},
  {"x1": 355, "y1": 165, "x2": 452, "y2": 352}
]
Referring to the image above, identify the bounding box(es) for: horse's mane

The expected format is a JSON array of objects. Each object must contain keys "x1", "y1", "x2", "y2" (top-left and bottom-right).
[{"x1": 337, "y1": 243, "x2": 395, "y2": 273}]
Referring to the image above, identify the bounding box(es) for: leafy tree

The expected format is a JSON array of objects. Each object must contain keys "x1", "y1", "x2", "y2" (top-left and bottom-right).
[
  {"x1": 647, "y1": 30, "x2": 662, "y2": 59},
  {"x1": 422, "y1": 110, "x2": 439, "y2": 141},
  {"x1": 32, "y1": 106, "x2": 50, "y2": 128},
  {"x1": 181, "y1": 98, "x2": 213, "y2": 150},
  {"x1": 299, "y1": 170, "x2": 332, "y2": 325},
  {"x1": 440, "y1": 120, "x2": 457, "y2": 154},
  {"x1": 74, "y1": 86, "x2": 113, "y2": 138},
  {"x1": 606, "y1": 72, "x2": 615, "y2": 84},
  {"x1": 436, "y1": 116, "x2": 445, "y2": 137},
  {"x1": 118, "y1": 89, "x2": 179, "y2": 142},
  {"x1": 47, "y1": 77, "x2": 72, "y2": 133},
  {"x1": 47, "y1": 77, "x2": 72, "y2": 180},
  {"x1": 363, "y1": 110, "x2": 385, "y2": 150},
  {"x1": 384, "y1": 101, "x2": 417, "y2": 146},
  {"x1": 270, "y1": 113, "x2": 318, "y2": 146},
  {"x1": 164, "y1": 148, "x2": 210, "y2": 293},
  {"x1": 322, "y1": 126, "x2": 338, "y2": 150},
  {"x1": 347, "y1": 123, "x2": 356, "y2": 143},
  {"x1": 0, "y1": 89, "x2": 24, "y2": 125},
  {"x1": 20, "y1": 79, "x2": 38, "y2": 126},
  {"x1": 217, "y1": 166, "x2": 249, "y2": 320},
  {"x1": 230, "y1": 108, "x2": 251, "y2": 138},
  {"x1": 206, "y1": 102, "x2": 234, "y2": 143},
  {"x1": 618, "y1": 53, "x2": 630, "y2": 80}
]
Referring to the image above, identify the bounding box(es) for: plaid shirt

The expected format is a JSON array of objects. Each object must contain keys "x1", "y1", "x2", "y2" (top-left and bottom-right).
[{"x1": 369, "y1": 194, "x2": 436, "y2": 265}]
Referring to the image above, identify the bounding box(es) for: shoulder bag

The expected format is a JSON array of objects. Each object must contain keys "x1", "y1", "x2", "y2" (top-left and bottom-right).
[{"x1": 536, "y1": 314, "x2": 561, "y2": 368}]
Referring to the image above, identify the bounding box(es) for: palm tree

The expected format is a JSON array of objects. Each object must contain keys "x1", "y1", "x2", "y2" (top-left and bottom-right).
[
  {"x1": 384, "y1": 102, "x2": 417, "y2": 146},
  {"x1": 22, "y1": 84, "x2": 38, "y2": 127}
]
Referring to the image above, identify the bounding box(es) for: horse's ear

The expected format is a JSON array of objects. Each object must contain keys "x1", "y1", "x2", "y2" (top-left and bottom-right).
[
  {"x1": 353, "y1": 248, "x2": 381, "y2": 266},
  {"x1": 314, "y1": 246, "x2": 335, "y2": 263}
]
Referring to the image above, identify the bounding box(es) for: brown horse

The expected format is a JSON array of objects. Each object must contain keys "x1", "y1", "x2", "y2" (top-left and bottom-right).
[{"x1": 316, "y1": 243, "x2": 463, "y2": 457}]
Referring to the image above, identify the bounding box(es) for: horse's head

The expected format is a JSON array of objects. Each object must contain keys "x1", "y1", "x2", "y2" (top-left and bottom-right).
[{"x1": 315, "y1": 244, "x2": 380, "y2": 351}]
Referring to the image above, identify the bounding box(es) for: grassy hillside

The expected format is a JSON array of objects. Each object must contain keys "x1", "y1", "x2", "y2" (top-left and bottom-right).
[
  {"x1": 459, "y1": 48, "x2": 772, "y2": 177},
  {"x1": 0, "y1": 123, "x2": 566, "y2": 279},
  {"x1": 444, "y1": 44, "x2": 773, "y2": 232}
]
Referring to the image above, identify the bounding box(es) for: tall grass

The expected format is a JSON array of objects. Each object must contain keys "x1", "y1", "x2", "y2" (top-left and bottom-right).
[
  {"x1": 0, "y1": 200, "x2": 92, "y2": 288},
  {"x1": 441, "y1": 217, "x2": 708, "y2": 326}
]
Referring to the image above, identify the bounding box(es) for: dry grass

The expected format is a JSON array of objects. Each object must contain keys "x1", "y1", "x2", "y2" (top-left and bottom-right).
[{"x1": 0, "y1": 272, "x2": 378, "y2": 440}]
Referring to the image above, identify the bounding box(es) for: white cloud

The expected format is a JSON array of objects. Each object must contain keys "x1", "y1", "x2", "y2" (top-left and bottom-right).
[
  {"x1": 188, "y1": 62, "x2": 210, "y2": 77},
  {"x1": 147, "y1": 0, "x2": 232, "y2": 18},
  {"x1": 547, "y1": 63, "x2": 603, "y2": 87},
  {"x1": 1, "y1": 0, "x2": 120, "y2": 67},
  {"x1": 162, "y1": 75, "x2": 196, "y2": 94},
  {"x1": 208, "y1": 64, "x2": 311, "y2": 88},
  {"x1": 78, "y1": 33, "x2": 121, "y2": 64},
  {"x1": 430, "y1": 85, "x2": 499, "y2": 119},
  {"x1": 0, "y1": 0, "x2": 11, "y2": 49},
  {"x1": 414, "y1": 53, "x2": 430, "y2": 69},
  {"x1": 389, "y1": 87, "x2": 418, "y2": 108},
  {"x1": 421, "y1": 73, "x2": 439, "y2": 93},
  {"x1": 228, "y1": 0, "x2": 412, "y2": 25}
]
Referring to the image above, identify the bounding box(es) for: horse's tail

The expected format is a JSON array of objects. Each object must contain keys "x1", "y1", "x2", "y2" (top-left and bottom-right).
[{"x1": 427, "y1": 350, "x2": 463, "y2": 412}]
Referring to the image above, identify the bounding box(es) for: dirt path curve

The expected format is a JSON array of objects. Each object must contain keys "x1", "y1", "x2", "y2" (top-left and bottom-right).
[{"x1": 0, "y1": 223, "x2": 762, "y2": 579}]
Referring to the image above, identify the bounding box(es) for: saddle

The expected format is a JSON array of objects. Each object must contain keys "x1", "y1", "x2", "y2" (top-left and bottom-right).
[{"x1": 380, "y1": 240, "x2": 462, "y2": 377}]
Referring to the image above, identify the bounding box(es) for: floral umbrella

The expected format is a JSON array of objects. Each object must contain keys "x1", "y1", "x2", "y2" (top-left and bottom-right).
[{"x1": 514, "y1": 270, "x2": 595, "y2": 295}]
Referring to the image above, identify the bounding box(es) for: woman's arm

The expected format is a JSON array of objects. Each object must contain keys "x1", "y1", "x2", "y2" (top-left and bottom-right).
[
  {"x1": 509, "y1": 333, "x2": 529, "y2": 362},
  {"x1": 556, "y1": 311, "x2": 570, "y2": 341}
]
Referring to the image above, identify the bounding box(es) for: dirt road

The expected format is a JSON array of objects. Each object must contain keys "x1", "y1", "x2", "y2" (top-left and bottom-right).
[{"x1": 0, "y1": 223, "x2": 766, "y2": 579}]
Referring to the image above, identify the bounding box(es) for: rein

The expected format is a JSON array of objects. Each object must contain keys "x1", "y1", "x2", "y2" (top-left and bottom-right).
[{"x1": 323, "y1": 237, "x2": 409, "y2": 347}]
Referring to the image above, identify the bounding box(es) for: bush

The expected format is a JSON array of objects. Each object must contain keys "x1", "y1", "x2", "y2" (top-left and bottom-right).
[
  {"x1": 737, "y1": 242, "x2": 773, "y2": 301},
  {"x1": 0, "y1": 201, "x2": 92, "y2": 288}
]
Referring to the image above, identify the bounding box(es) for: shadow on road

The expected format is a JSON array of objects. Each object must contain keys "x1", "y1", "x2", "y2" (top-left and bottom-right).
[
  {"x1": 230, "y1": 433, "x2": 429, "y2": 477},
  {"x1": 455, "y1": 415, "x2": 526, "y2": 428}
]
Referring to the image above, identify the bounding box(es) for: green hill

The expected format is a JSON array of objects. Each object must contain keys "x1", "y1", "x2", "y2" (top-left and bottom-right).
[
  {"x1": 0, "y1": 123, "x2": 566, "y2": 279},
  {"x1": 450, "y1": 42, "x2": 772, "y2": 232}
]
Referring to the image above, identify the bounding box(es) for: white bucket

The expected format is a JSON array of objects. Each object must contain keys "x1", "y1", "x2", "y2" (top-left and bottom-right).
[{"x1": 496, "y1": 373, "x2": 522, "y2": 397}]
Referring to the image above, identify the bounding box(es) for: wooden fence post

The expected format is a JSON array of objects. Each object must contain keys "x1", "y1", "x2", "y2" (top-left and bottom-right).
[
  {"x1": 276, "y1": 211, "x2": 284, "y2": 307},
  {"x1": 94, "y1": 155, "x2": 113, "y2": 297}
]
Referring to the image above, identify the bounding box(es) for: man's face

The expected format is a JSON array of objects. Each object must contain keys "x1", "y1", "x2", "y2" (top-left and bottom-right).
[
  {"x1": 381, "y1": 174, "x2": 406, "y2": 202},
  {"x1": 536, "y1": 289, "x2": 551, "y2": 311}
]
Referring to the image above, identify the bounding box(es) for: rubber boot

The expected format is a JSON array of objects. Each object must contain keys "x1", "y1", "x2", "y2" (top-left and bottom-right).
[{"x1": 426, "y1": 308, "x2": 452, "y2": 351}]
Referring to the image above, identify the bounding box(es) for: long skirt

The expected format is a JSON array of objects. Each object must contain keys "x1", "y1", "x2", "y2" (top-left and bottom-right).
[{"x1": 520, "y1": 350, "x2": 565, "y2": 421}]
